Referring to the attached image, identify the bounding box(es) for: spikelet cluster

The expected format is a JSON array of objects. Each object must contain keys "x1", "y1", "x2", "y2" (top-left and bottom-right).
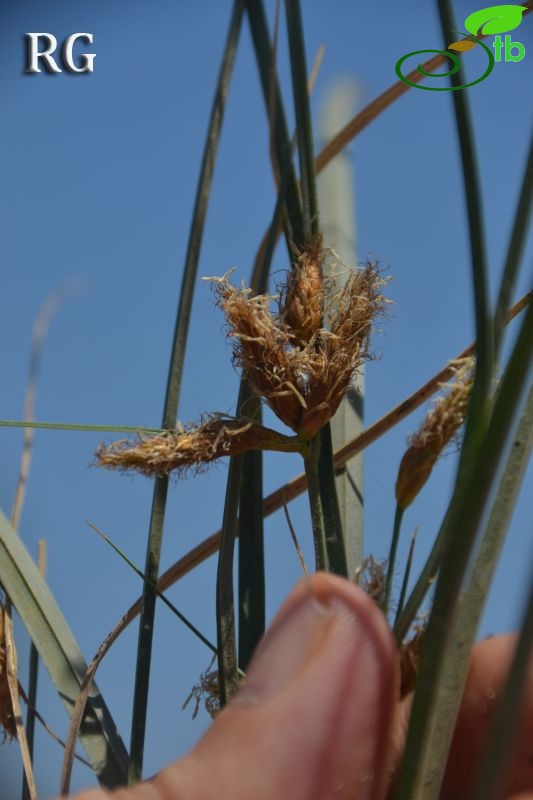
[
  {"x1": 395, "y1": 357, "x2": 475, "y2": 509},
  {"x1": 96, "y1": 416, "x2": 296, "y2": 477},
  {"x1": 97, "y1": 241, "x2": 388, "y2": 476},
  {"x1": 209, "y1": 243, "x2": 388, "y2": 440}
]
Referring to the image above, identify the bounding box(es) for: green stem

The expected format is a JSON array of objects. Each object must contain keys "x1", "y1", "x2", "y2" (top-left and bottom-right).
[
  {"x1": 21, "y1": 642, "x2": 39, "y2": 800},
  {"x1": 494, "y1": 129, "x2": 533, "y2": 358},
  {"x1": 284, "y1": 0, "x2": 319, "y2": 240},
  {"x1": 318, "y1": 426, "x2": 347, "y2": 578},
  {"x1": 237, "y1": 388, "x2": 265, "y2": 671},
  {"x1": 303, "y1": 438, "x2": 328, "y2": 571},
  {"x1": 284, "y1": 0, "x2": 348, "y2": 577},
  {"x1": 245, "y1": 0, "x2": 305, "y2": 250},
  {"x1": 394, "y1": 526, "x2": 417, "y2": 630},
  {"x1": 437, "y1": 0, "x2": 494, "y2": 469},
  {"x1": 394, "y1": 523, "x2": 446, "y2": 643},
  {"x1": 236, "y1": 163, "x2": 294, "y2": 670},
  {"x1": 383, "y1": 505, "x2": 404, "y2": 617},
  {"x1": 128, "y1": 2, "x2": 244, "y2": 783},
  {"x1": 128, "y1": 479, "x2": 168, "y2": 786},
  {"x1": 217, "y1": 454, "x2": 243, "y2": 706}
]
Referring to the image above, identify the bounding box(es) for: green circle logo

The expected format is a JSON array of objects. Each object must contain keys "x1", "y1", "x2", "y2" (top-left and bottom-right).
[{"x1": 395, "y1": 33, "x2": 495, "y2": 91}]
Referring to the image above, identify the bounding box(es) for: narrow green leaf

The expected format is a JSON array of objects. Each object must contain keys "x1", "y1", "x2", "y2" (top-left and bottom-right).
[
  {"x1": 0, "y1": 509, "x2": 128, "y2": 789},
  {"x1": 21, "y1": 638, "x2": 39, "y2": 800},
  {"x1": 471, "y1": 552, "x2": 533, "y2": 800},
  {"x1": 22, "y1": 542, "x2": 46, "y2": 800},
  {"x1": 394, "y1": 526, "x2": 418, "y2": 626},
  {"x1": 128, "y1": 1, "x2": 244, "y2": 783},
  {"x1": 494, "y1": 130, "x2": 533, "y2": 356},
  {"x1": 0, "y1": 420, "x2": 164, "y2": 434},
  {"x1": 395, "y1": 311, "x2": 531, "y2": 642},
  {"x1": 394, "y1": 0, "x2": 498, "y2": 644},
  {"x1": 88, "y1": 522, "x2": 217, "y2": 655},
  {"x1": 236, "y1": 167, "x2": 292, "y2": 670},
  {"x1": 383, "y1": 505, "x2": 404, "y2": 616},
  {"x1": 394, "y1": 518, "x2": 447, "y2": 643},
  {"x1": 460, "y1": 383, "x2": 533, "y2": 639},
  {"x1": 396, "y1": 296, "x2": 533, "y2": 800},
  {"x1": 412, "y1": 384, "x2": 533, "y2": 796},
  {"x1": 436, "y1": 0, "x2": 494, "y2": 465},
  {"x1": 245, "y1": 0, "x2": 305, "y2": 251}
]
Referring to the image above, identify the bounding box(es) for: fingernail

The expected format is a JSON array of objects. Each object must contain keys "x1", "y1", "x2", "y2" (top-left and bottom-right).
[
  {"x1": 234, "y1": 586, "x2": 333, "y2": 705},
  {"x1": 221, "y1": 576, "x2": 396, "y2": 800}
]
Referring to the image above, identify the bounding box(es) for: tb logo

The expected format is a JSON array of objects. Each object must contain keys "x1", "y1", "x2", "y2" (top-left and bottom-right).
[{"x1": 25, "y1": 33, "x2": 95, "y2": 74}]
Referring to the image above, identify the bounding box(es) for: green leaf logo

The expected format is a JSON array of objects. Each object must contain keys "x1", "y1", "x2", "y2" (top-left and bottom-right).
[
  {"x1": 448, "y1": 40, "x2": 478, "y2": 51},
  {"x1": 464, "y1": 5, "x2": 526, "y2": 37}
]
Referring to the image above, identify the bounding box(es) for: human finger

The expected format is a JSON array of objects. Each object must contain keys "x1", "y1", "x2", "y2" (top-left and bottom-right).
[
  {"x1": 68, "y1": 573, "x2": 398, "y2": 800},
  {"x1": 154, "y1": 572, "x2": 399, "y2": 800}
]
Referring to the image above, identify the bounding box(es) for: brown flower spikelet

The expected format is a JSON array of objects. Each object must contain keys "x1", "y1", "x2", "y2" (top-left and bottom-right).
[
  {"x1": 96, "y1": 416, "x2": 297, "y2": 477},
  {"x1": 281, "y1": 235, "x2": 324, "y2": 344},
  {"x1": 395, "y1": 357, "x2": 475, "y2": 509},
  {"x1": 209, "y1": 254, "x2": 388, "y2": 439}
]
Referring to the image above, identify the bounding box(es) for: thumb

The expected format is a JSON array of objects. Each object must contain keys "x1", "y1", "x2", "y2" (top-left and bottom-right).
[{"x1": 155, "y1": 572, "x2": 398, "y2": 800}]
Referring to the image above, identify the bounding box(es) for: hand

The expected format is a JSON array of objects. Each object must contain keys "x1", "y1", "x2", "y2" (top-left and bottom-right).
[{"x1": 73, "y1": 573, "x2": 533, "y2": 800}]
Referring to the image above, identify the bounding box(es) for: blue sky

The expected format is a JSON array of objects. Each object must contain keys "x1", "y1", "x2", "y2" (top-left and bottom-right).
[{"x1": 1, "y1": 2, "x2": 532, "y2": 796}]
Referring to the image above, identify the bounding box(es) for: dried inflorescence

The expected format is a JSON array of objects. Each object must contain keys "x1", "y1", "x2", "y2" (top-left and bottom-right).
[
  {"x1": 395, "y1": 356, "x2": 475, "y2": 509},
  {"x1": 209, "y1": 245, "x2": 388, "y2": 440},
  {"x1": 97, "y1": 241, "x2": 388, "y2": 477},
  {"x1": 354, "y1": 555, "x2": 387, "y2": 607},
  {"x1": 183, "y1": 664, "x2": 221, "y2": 720},
  {"x1": 96, "y1": 416, "x2": 297, "y2": 478}
]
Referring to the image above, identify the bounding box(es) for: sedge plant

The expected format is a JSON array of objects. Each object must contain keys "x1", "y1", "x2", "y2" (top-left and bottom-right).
[{"x1": 0, "y1": 2, "x2": 532, "y2": 798}]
